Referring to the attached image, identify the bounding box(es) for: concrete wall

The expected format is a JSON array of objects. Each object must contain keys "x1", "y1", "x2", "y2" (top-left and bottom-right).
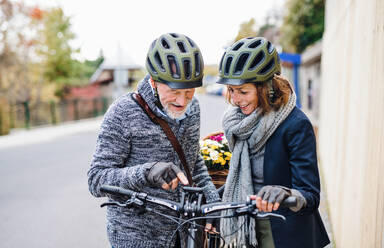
[{"x1": 319, "y1": 0, "x2": 384, "y2": 247}]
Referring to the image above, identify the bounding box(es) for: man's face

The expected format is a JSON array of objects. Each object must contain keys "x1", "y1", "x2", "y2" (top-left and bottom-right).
[{"x1": 151, "y1": 80, "x2": 195, "y2": 119}]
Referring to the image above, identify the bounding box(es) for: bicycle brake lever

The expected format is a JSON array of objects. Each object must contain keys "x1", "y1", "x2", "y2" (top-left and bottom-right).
[
  {"x1": 100, "y1": 198, "x2": 144, "y2": 208},
  {"x1": 100, "y1": 201, "x2": 127, "y2": 208},
  {"x1": 235, "y1": 206, "x2": 254, "y2": 216},
  {"x1": 255, "y1": 211, "x2": 286, "y2": 221}
]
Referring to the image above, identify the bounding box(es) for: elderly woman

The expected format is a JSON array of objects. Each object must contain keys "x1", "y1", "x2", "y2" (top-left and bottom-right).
[{"x1": 217, "y1": 37, "x2": 330, "y2": 248}]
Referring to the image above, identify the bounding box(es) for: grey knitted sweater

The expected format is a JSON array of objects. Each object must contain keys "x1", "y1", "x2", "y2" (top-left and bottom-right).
[{"x1": 88, "y1": 75, "x2": 219, "y2": 248}]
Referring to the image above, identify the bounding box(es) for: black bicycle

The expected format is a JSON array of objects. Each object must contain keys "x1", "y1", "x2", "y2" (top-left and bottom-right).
[{"x1": 100, "y1": 185, "x2": 296, "y2": 248}]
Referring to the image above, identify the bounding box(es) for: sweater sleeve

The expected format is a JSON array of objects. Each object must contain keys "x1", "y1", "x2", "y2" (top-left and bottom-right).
[
  {"x1": 87, "y1": 98, "x2": 151, "y2": 197},
  {"x1": 192, "y1": 153, "x2": 221, "y2": 203},
  {"x1": 286, "y1": 118, "x2": 321, "y2": 213}
]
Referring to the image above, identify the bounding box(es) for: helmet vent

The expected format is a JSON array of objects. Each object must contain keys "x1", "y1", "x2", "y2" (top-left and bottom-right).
[
  {"x1": 248, "y1": 39, "x2": 262, "y2": 49},
  {"x1": 147, "y1": 58, "x2": 157, "y2": 74},
  {"x1": 267, "y1": 41, "x2": 274, "y2": 53},
  {"x1": 154, "y1": 51, "x2": 165, "y2": 71},
  {"x1": 234, "y1": 53, "x2": 249, "y2": 75},
  {"x1": 232, "y1": 42, "x2": 244, "y2": 51},
  {"x1": 170, "y1": 33, "x2": 179, "y2": 38},
  {"x1": 167, "y1": 55, "x2": 180, "y2": 79},
  {"x1": 219, "y1": 52, "x2": 226, "y2": 73},
  {"x1": 224, "y1": 56, "x2": 233, "y2": 75},
  {"x1": 194, "y1": 53, "x2": 201, "y2": 76},
  {"x1": 249, "y1": 51, "x2": 265, "y2": 70},
  {"x1": 187, "y1": 37, "x2": 195, "y2": 47},
  {"x1": 177, "y1": 42, "x2": 187, "y2": 53},
  {"x1": 259, "y1": 58, "x2": 275, "y2": 75},
  {"x1": 161, "y1": 39, "x2": 170, "y2": 49},
  {"x1": 183, "y1": 59, "x2": 191, "y2": 79}
]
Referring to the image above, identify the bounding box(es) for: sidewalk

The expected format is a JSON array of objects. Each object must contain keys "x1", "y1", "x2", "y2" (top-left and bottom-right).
[
  {"x1": 319, "y1": 172, "x2": 335, "y2": 248},
  {"x1": 0, "y1": 117, "x2": 102, "y2": 149}
]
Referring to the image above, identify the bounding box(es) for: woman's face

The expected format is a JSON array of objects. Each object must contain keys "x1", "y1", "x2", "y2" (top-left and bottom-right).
[{"x1": 228, "y1": 83, "x2": 258, "y2": 115}]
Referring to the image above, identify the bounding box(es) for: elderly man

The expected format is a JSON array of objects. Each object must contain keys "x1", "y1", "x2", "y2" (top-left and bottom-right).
[{"x1": 88, "y1": 33, "x2": 219, "y2": 248}]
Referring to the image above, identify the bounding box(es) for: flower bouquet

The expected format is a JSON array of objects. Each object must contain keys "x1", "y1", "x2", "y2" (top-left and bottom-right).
[{"x1": 200, "y1": 132, "x2": 231, "y2": 188}]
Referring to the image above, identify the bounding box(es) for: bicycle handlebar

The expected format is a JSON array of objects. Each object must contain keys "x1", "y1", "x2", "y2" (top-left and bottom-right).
[
  {"x1": 100, "y1": 185, "x2": 182, "y2": 211},
  {"x1": 100, "y1": 185, "x2": 297, "y2": 215},
  {"x1": 100, "y1": 185, "x2": 297, "y2": 247}
]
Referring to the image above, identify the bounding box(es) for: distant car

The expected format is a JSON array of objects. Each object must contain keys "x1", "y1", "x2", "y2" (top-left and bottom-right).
[{"x1": 205, "y1": 84, "x2": 226, "y2": 96}]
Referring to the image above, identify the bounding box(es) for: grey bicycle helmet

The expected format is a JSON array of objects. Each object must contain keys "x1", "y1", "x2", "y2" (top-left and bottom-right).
[
  {"x1": 217, "y1": 37, "x2": 281, "y2": 85},
  {"x1": 146, "y1": 33, "x2": 204, "y2": 89}
]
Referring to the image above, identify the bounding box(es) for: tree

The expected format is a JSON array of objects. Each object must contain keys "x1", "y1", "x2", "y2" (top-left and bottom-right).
[
  {"x1": 0, "y1": 0, "x2": 39, "y2": 103},
  {"x1": 36, "y1": 7, "x2": 78, "y2": 82},
  {"x1": 83, "y1": 51, "x2": 104, "y2": 78},
  {"x1": 234, "y1": 18, "x2": 258, "y2": 42},
  {"x1": 0, "y1": 1, "x2": 44, "y2": 133},
  {"x1": 281, "y1": 0, "x2": 324, "y2": 53},
  {"x1": 35, "y1": 7, "x2": 100, "y2": 97}
]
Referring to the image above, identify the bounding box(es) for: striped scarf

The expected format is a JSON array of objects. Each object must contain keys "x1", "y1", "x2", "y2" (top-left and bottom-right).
[{"x1": 220, "y1": 86, "x2": 296, "y2": 246}]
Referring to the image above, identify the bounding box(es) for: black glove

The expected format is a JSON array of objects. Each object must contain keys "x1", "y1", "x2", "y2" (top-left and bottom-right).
[
  {"x1": 146, "y1": 162, "x2": 185, "y2": 190},
  {"x1": 257, "y1": 185, "x2": 291, "y2": 204}
]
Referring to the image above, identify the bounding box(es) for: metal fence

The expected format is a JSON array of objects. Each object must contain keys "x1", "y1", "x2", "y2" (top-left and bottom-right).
[{"x1": 7, "y1": 97, "x2": 113, "y2": 129}]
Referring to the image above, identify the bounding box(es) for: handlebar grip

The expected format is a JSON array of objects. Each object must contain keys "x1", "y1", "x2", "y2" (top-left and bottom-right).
[
  {"x1": 100, "y1": 185, "x2": 135, "y2": 197},
  {"x1": 280, "y1": 196, "x2": 297, "y2": 208}
]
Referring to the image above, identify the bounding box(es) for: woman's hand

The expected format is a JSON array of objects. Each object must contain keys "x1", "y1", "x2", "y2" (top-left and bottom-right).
[{"x1": 251, "y1": 185, "x2": 291, "y2": 212}]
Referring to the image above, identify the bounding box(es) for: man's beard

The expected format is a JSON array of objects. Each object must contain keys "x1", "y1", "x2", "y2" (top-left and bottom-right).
[{"x1": 161, "y1": 100, "x2": 192, "y2": 119}]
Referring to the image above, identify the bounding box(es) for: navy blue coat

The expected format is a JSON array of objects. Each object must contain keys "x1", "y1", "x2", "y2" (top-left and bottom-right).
[{"x1": 263, "y1": 107, "x2": 330, "y2": 248}]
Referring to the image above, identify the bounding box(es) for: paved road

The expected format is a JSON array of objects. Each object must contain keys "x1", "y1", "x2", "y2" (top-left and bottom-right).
[
  {"x1": 0, "y1": 93, "x2": 228, "y2": 248},
  {"x1": 197, "y1": 94, "x2": 228, "y2": 137}
]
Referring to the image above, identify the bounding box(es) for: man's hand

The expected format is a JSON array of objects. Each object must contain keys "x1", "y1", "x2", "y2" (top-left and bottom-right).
[
  {"x1": 253, "y1": 185, "x2": 291, "y2": 212},
  {"x1": 146, "y1": 162, "x2": 189, "y2": 190}
]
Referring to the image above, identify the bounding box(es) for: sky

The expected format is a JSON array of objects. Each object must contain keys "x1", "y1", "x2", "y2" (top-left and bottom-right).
[{"x1": 25, "y1": 0, "x2": 286, "y2": 66}]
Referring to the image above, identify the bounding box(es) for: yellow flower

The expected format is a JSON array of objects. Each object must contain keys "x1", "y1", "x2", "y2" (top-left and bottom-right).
[
  {"x1": 214, "y1": 156, "x2": 225, "y2": 165},
  {"x1": 200, "y1": 133, "x2": 231, "y2": 170},
  {"x1": 202, "y1": 149, "x2": 210, "y2": 155},
  {"x1": 220, "y1": 157, "x2": 226, "y2": 165}
]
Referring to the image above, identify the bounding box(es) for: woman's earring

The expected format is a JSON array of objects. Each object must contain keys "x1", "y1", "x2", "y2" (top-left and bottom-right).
[
  {"x1": 269, "y1": 88, "x2": 275, "y2": 100},
  {"x1": 268, "y1": 80, "x2": 275, "y2": 103}
]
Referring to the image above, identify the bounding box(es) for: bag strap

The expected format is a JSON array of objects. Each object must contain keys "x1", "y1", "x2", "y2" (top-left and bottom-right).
[{"x1": 132, "y1": 93, "x2": 194, "y2": 187}]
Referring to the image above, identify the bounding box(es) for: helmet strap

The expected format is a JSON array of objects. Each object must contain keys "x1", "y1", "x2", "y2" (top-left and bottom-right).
[
  {"x1": 154, "y1": 88, "x2": 164, "y2": 109},
  {"x1": 150, "y1": 78, "x2": 164, "y2": 110}
]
